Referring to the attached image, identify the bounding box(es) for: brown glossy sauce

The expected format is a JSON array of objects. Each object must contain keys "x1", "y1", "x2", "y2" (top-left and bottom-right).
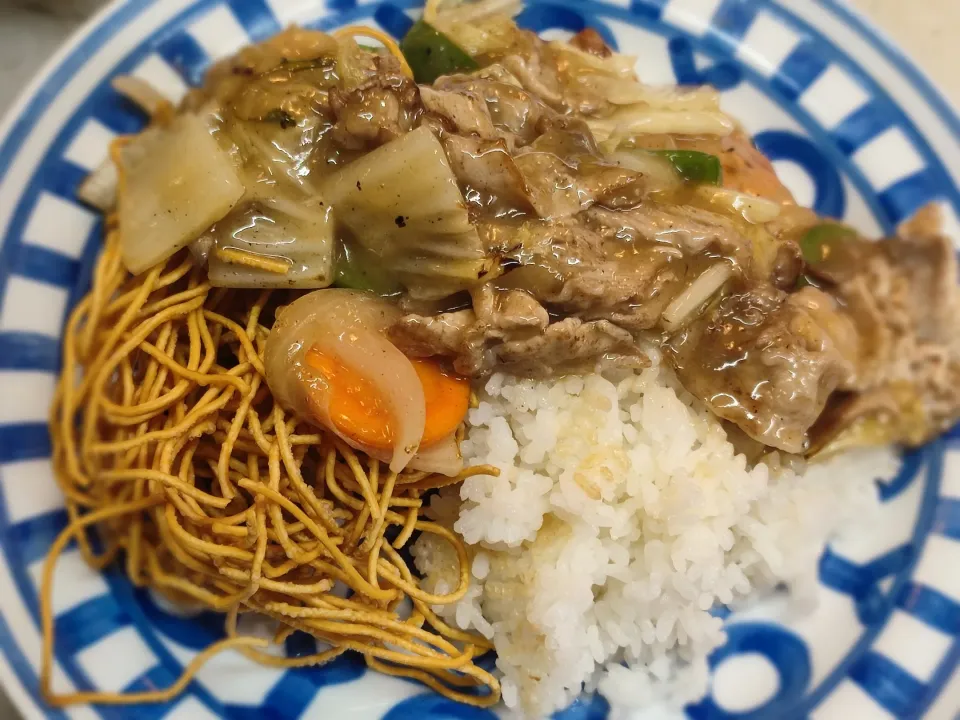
[{"x1": 186, "y1": 25, "x2": 960, "y2": 456}]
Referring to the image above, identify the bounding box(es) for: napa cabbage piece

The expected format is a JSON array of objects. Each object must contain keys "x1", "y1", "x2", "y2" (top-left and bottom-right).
[
  {"x1": 589, "y1": 107, "x2": 735, "y2": 144},
  {"x1": 424, "y1": 0, "x2": 524, "y2": 57},
  {"x1": 117, "y1": 113, "x2": 245, "y2": 274},
  {"x1": 319, "y1": 126, "x2": 495, "y2": 299},
  {"x1": 550, "y1": 41, "x2": 649, "y2": 106},
  {"x1": 207, "y1": 197, "x2": 335, "y2": 289}
]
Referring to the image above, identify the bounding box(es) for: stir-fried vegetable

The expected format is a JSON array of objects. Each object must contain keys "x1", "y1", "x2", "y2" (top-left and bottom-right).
[
  {"x1": 266, "y1": 290, "x2": 426, "y2": 472},
  {"x1": 423, "y1": 0, "x2": 524, "y2": 57},
  {"x1": 111, "y1": 76, "x2": 173, "y2": 118},
  {"x1": 333, "y1": 26, "x2": 414, "y2": 78},
  {"x1": 696, "y1": 185, "x2": 782, "y2": 225},
  {"x1": 608, "y1": 149, "x2": 683, "y2": 193},
  {"x1": 319, "y1": 126, "x2": 495, "y2": 299},
  {"x1": 400, "y1": 20, "x2": 479, "y2": 84},
  {"x1": 651, "y1": 150, "x2": 722, "y2": 185},
  {"x1": 588, "y1": 108, "x2": 735, "y2": 145},
  {"x1": 661, "y1": 263, "x2": 732, "y2": 331},
  {"x1": 116, "y1": 114, "x2": 245, "y2": 275},
  {"x1": 333, "y1": 243, "x2": 403, "y2": 296},
  {"x1": 207, "y1": 198, "x2": 336, "y2": 289},
  {"x1": 264, "y1": 290, "x2": 468, "y2": 475},
  {"x1": 799, "y1": 223, "x2": 858, "y2": 266},
  {"x1": 77, "y1": 159, "x2": 118, "y2": 211},
  {"x1": 305, "y1": 344, "x2": 469, "y2": 452}
]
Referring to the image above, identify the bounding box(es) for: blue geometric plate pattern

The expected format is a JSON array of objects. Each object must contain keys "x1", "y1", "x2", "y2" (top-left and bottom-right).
[{"x1": 0, "y1": 1, "x2": 959, "y2": 718}]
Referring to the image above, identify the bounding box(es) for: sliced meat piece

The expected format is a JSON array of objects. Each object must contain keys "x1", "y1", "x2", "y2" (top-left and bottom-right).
[
  {"x1": 820, "y1": 204, "x2": 960, "y2": 446},
  {"x1": 471, "y1": 284, "x2": 549, "y2": 330},
  {"x1": 419, "y1": 85, "x2": 497, "y2": 139},
  {"x1": 492, "y1": 217, "x2": 688, "y2": 330},
  {"x1": 389, "y1": 309, "x2": 476, "y2": 360},
  {"x1": 500, "y1": 53, "x2": 563, "y2": 106},
  {"x1": 389, "y1": 286, "x2": 644, "y2": 377},
  {"x1": 884, "y1": 207, "x2": 958, "y2": 344},
  {"x1": 585, "y1": 205, "x2": 741, "y2": 256},
  {"x1": 390, "y1": 287, "x2": 549, "y2": 375},
  {"x1": 512, "y1": 152, "x2": 586, "y2": 218},
  {"x1": 441, "y1": 134, "x2": 536, "y2": 216},
  {"x1": 553, "y1": 245, "x2": 687, "y2": 330},
  {"x1": 494, "y1": 317, "x2": 648, "y2": 376},
  {"x1": 435, "y1": 70, "x2": 557, "y2": 148},
  {"x1": 329, "y1": 69, "x2": 420, "y2": 149},
  {"x1": 667, "y1": 285, "x2": 859, "y2": 453}
]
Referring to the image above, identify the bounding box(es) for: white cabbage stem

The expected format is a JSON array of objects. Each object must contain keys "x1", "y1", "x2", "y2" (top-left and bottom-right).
[{"x1": 589, "y1": 109, "x2": 735, "y2": 143}]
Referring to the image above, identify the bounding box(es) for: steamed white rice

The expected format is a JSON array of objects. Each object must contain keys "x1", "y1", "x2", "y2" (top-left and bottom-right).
[{"x1": 412, "y1": 365, "x2": 897, "y2": 718}]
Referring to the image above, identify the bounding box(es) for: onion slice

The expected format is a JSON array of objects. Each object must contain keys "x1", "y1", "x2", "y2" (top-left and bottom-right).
[
  {"x1": 77, "y1": 158, "x2": 118, "y2": 211},
  {"x1": 409, "y1": 432, "x2": 463, "y2": 476},
  {"x1": 662, "y1": 263, "x2": 732, "y2": 332},
  {"x1": 696, "y1": 185, "x2": 782, "y2": 224},
  {"x1": 265, "y1": 290, "x2": 426, "y2": 473},
  {"x1": 111, "y1": 76, "x2": 172, "y2": 117}
]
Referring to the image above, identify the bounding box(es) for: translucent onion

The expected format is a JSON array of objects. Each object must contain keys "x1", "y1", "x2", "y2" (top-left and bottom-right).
[
  {"x1": 661, "y1": 263, "x2": 732, "y2": 332},
  {"x1": 406, "y1": 432, "x2": 463, "y2": 476},
  {"x1": 426, "y1": 0, "x2": 522, "y2": 25},
  {"x1": 612, "y1": 84, "x2": 721, "y2": 111},
  {"x1": 608, "y1": 150, "x2": 683, "y2": 194},
  {"x1": 696, "y1": 185, "x2": 783, "y2": 224},
  {"x1": 77, "y1": 158, "x2": 118, "y2": 211},
  {"x1": 264, "y1": 290, "x2": 426, "y2": 473},
  {"x1": 111, "y1": 76, "x2": 172, "y2": 116}
]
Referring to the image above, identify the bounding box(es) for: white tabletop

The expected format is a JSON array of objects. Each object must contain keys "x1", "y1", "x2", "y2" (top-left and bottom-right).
[{"x1": 0, "y1": 1, "x2": 957, "y2": 718}]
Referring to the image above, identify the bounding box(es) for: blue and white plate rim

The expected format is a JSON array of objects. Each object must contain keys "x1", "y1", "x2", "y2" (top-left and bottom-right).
[{"x1": 0, "y1": 0, "x2": 959, "y2": 719}]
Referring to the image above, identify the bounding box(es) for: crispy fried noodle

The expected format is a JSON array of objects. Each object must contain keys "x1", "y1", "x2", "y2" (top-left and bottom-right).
[{"x1": 46, "y1": 221, "x2": 500, "y2": 708}]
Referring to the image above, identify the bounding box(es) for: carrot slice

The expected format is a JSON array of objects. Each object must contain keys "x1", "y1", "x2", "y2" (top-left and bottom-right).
[
  {"x1": 412, "y1": 358, "x2": 471, "y2": 448},
  {"x1": 303, "y1": 346, "x2": 471, "y2": 452},
  {"x1": 304, "y1": 346, "x2": 395, "y2": 450}
]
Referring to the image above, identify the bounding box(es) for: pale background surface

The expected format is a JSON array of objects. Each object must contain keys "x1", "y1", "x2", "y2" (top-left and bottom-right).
[{"x1": 0, "y1": 0, "x2": 957, "y2": 718}]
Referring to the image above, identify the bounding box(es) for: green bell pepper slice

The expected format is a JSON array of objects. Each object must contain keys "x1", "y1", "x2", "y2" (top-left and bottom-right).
[
  {"x1": 650, "y1": 149, "x2": 723, "y2": 185},
  {"x1": 400, "y1": 20, "x2": 479, "y2": 85}
]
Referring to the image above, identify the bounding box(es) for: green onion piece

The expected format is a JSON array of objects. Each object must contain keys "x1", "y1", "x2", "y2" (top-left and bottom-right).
[
  {"x1": 333, "y1": 245, "x2": 402, "y2": 296},
  {"x1": 650, "y1": 150, "x2": 723, "y2": 185},
  {"x1": 400, "y1": 20, "x2": 479, "y2": 85},
  {"x1": 799, "y1": 223, "x2": 857, "y2": 266}
]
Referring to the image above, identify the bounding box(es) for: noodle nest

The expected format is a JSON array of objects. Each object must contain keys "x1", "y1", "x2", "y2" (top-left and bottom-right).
[{"x1": 45, "y1": 221, "x2": 499, "y2": 708}]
